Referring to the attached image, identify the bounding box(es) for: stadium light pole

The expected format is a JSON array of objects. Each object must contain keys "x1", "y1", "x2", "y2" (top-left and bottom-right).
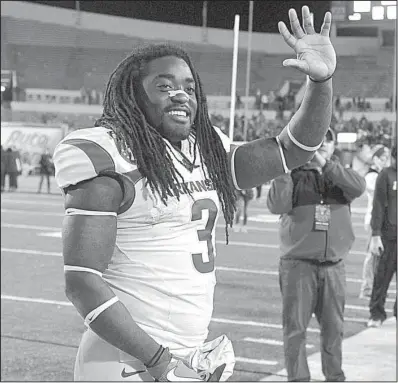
[
  {"x1": 243, "y1": 1, "x2": 254, "y2": 141},
  {"x1": 229, "y1": 14, "x2": 240, "y2": 142},
  {"x1": 75, "y1": 0, "x2": 81, "y2": 26},
  {"x1": 393, "y1": 14, "x2": 397, "y2": 142},
  {"x1": 202, "y1": 1, "x2": 208, "y2": 42}
]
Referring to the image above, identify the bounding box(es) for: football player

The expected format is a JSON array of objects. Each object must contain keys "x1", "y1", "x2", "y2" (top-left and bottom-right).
[{"x1": 53, "y1": 6, "x2": 336, "y2": 381}]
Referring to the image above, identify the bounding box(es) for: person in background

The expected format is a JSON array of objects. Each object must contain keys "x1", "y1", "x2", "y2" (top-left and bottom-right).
[
  {"x1": 367, "y1": 145, "x2": 397, "y2": 327},
  {"x1": 233, "y1": 188, "x2": 254, "y2": 233},
  {"x1": 359, "y1": 145, "x2": 389, "y2": 298},
  {"x1": 37, "y1": 148, "x2": 54, "y2": 194},
  {"x1": 4, "y1": 147, "x2": 21, "y2": 192},
  {"x1": 256, "y1": 184, "x2": 263, "y2": 199},
  {"x1": 267, "y1": 128, "x2": 365, "y2": 382}
]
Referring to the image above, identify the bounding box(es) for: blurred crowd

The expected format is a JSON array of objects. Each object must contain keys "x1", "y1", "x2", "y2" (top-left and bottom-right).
[{"x1": 210, "y1": 111, "x2": 394, "y2": 148}]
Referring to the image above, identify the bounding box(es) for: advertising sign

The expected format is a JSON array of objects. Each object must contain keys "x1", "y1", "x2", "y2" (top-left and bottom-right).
[{"x1": 1, "y1": 122, "x2": 65, "y2": 171}]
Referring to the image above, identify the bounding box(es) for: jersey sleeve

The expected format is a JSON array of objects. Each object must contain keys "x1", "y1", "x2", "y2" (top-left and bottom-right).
[
  {"x1": 53, "y1": 127, "x2": 138, "y2": 211},
  {"x1": 212, "y1": 125, "x2": 241, "y2": 190},
  {"x1": 212, "y1": 126, "x2": 233, "y2": 153},
  {"x1": 53, "y1": 127, "x2": 119, "y2": 189}
]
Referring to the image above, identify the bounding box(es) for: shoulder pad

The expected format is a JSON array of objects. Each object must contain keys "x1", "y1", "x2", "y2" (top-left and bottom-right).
[
  {"x1": 53, "y1": 127, "x2": 135, "y2": 189},
  {"x1": 213, "y1": 125, "x2": 232, "y2": 153}
]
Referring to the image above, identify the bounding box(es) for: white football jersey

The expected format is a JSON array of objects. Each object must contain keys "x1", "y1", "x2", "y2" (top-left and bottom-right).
[{"x1": 53, "y1": 126, "x2": 234, "y2": 355}]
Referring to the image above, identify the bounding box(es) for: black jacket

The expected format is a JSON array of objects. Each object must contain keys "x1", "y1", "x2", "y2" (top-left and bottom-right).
[
  {"x1": 371, "y1": 164, "x2": 397, "y2": 240},
  {"x1": 267, "y1": 158, "x2": 366, "y2": 262}
]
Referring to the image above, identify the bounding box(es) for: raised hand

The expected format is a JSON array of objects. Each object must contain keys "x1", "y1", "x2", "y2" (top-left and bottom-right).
[{"x1": 278, "y1": 5, "x2": 336, "y2": 81}]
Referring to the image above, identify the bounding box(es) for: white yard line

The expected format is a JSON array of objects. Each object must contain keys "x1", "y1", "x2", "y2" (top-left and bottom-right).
[
  {"x1": 1, "y1": 199, "x2": 62, "y2": 206},
  {"x1": 1, "y1": 221, "x2": 368, "y2": 255},
  {"x1": 2, "y1": 223, "x2": 60, "y2": 231},
  {"x1": 217, "y1": 266, "x2": 367, "y2": 284},
  {"x1": 1, "y1": 248, "x2": 62, "y2": 257},
  {"x1": 242, "y1": 338, "x2": 315, "y2": 349},
  {"x1": 1, "y1": 294, "x2": 72, "y2": 306},
  {"x1": 1, "y1": 209, "x2": 64, "y2": 216},
  {"x1": 2, "y1": 247, "x2": 394, "y2": 288},
  {"x1": 235, "y1": 357, "x2": 278, "y2": 366},
  {"x1": 0, "y1": 292, "x2": 291, "y2": 367},
  {"x1": 0, "y1": 294, "x2": 316, "y2": 334},
  {"x1": 346, "y1": 304, "x2": 393, "y2": 313}
]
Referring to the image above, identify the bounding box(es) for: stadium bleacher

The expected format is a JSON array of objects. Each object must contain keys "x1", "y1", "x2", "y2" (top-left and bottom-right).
[{"x1": 1, "y1": 15, "x2": 394, "y2": 97}]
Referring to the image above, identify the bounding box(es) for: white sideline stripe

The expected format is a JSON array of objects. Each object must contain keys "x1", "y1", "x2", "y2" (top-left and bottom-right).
[
  {"x1": 1, "y1": 248, "x2": 62, "y2": 257},
  {"x1": 1, "y1": 295, "x2": 72, "y2": 306},
  {"x1": 2, "y1": 223, "x2": 60, "y2": 231},
  {"x1": 219, "y1": 266, "x2": 396, "y2": 288},
  {"x1": 217, "y1": 266, "x2": 367, "y2": 284},
  {"x1": 218, "y1": 225, "x2": 278, "y2": 232},
  {"x1": 38, "y1": 232, "x2": 62, "y2": 238},
  {"x1": 385, "y1": 298, "x2": 396, "y2": 303},
  {"x1": 0, "y1": 221, "x2": 368, "y2": 255},
  {"x1": 1, "y1": 209, "x2": 368, "y2": 238},
  {"x1": 3, "y1": 248, "x2": 395, "y2": 289},
  {"x1": 1, "y1": 199, "x2": 62, "y2": 206},
  {"x1": 235, "y1": 357, "x2": 278, "y2": 366},
  {"x1": 343, "y1": 317, "x2": 369, "y2": 323},
  {"x1": 218, "y1": 241, "x2": 367, "y2": 256},
  {"x1": 0, "y1": 293, "x2": 295, "y2": 356},
  {"x1": 1, "y1": 208, "x2": 63, "y2": 216},
  {"x1": 223, "y1": 241, "x2": 279, "y2": 249},
  {"x1": 218, "y1": 224, "x2": 370, "y2": 240},
  {"x1": 211, "y1": 317, "x2": 320, "y2": 333},
  {"x1": 0, "y1": 294, "x2": 385, "y2": 329},
  {"x1": 346, "y1": 304, "x2": 393, "y2": 313},
  {"x1": 242, "y1": 338, "x2": 314, "y2": 349}
]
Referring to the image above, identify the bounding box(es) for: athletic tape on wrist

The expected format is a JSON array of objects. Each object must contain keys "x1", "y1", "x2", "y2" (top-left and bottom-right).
[
  {"x1": 84, "y1": 296, "x2": 119, "y2": 327},
  {"x1": 286, "y1": 124, "x2": 322, "y2": 152},
  {"x1": 146, "y1": 345, "x2": 166, "y2": 368},
  {"x1": 309, "y1": 73, "x2": 333, "y2": 83}
]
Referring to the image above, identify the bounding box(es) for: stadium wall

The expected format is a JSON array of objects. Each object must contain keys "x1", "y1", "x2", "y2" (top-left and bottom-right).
[{"x1": 1, "y1": 1, "x2": 381, "y2": 56}]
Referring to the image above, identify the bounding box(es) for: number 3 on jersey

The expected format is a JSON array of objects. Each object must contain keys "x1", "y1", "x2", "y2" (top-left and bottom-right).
[{"x1": 191, "y1": 199, "x2": 218, "y2": 273}]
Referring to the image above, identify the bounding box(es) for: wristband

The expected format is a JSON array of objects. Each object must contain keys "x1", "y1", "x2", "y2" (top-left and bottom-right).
[
  {"x1": 309, "y1": 73, "x2": 333, "y2": 83},
  {"x1": 145, "y1": 345, "x2": 165, "y2": 368}
]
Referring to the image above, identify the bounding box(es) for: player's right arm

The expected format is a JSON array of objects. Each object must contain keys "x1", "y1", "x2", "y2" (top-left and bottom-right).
[{"x1": 62, "y1": 176, "x2": 172, "y2": 374}]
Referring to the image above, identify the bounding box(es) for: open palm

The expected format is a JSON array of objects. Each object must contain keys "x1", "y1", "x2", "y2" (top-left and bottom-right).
[{"x1": 278, "y1": 6, "x2": 336, "y2": 81}]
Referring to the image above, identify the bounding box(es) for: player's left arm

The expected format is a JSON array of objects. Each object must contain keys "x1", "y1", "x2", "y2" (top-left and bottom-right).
[{"x1": 231, "y1": 6, "x2": 336, "y2": 190}]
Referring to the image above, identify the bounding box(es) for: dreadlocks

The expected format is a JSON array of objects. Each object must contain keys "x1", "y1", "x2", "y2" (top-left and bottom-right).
[{"x1": 95, "y1": 43, "x2": 237, "y2": 240}]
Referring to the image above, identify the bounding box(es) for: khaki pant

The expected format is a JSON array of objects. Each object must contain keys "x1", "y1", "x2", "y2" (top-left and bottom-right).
[{"x1": 279, "y1": 258, "x2": 346, "y2": 382}]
